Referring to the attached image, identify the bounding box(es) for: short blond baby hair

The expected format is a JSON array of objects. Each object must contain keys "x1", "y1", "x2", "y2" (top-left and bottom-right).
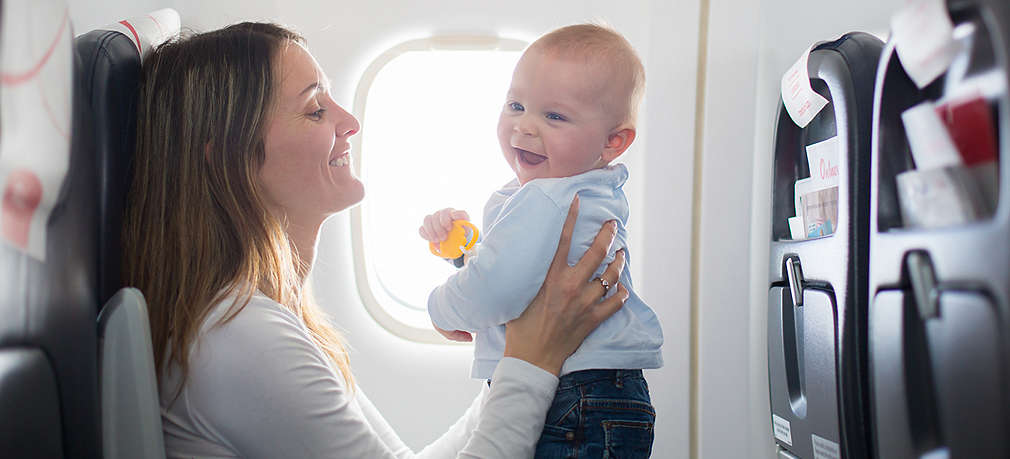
[{"x1": 529, "y1": 23, "x2": 645, "y2": 126}]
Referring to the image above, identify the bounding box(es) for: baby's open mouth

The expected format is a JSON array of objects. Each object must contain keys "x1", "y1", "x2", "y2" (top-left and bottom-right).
[{"x1": 515, "y1": 148, "x2": 547, "y2": 165}]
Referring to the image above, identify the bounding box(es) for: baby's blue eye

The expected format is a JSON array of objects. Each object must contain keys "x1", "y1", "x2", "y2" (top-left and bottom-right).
[
  {"x1": 508, "y1": 102, "x2": 524, "y2": 112},
  {"x1": 546, "y1": 112, "x2": 566, "y2": 121}
]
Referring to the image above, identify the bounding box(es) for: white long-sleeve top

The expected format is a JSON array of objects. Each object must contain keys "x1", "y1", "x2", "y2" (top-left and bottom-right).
[
  {"x1": 428, "y1": 164, "x2": 664, "y2": 379},
  {"x1": 159, "y1": 292, "x2": 558, "y2": 458}
]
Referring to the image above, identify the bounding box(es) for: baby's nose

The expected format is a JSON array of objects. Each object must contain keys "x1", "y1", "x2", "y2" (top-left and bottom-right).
[{"x1": 516, "y1": 117, "x2": 537, "y2": 136}]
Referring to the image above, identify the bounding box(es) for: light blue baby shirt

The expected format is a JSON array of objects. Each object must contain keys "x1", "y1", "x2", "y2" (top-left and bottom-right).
[{"x1": 428, "y1": 164, "x2": 664, "y2": 379}]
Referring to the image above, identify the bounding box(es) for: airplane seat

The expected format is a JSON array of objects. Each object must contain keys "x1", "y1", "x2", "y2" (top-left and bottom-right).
[
  {"x1": 0, "y1": 1, "x2": 101, "y2": 457},
  {"x1": 75, "y1": 9, "x2": 180, "y2": 459},
  {"x1": 98, "y1": 288, "x2": 166, "y2": 459}
]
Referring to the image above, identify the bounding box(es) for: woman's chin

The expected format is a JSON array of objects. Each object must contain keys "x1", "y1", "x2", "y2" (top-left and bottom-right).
[{"x1": 334, "y1": 179, "x2": 365, "y2": 212}]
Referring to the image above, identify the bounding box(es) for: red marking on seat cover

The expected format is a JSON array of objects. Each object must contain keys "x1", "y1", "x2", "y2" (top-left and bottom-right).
[
  {"x1": 38, "y1": 82, "x2": 70, "y2": 140},
  {"x1": 120, "y1": 20, "x2": 142, "y2": 54},
  {"x1": 1, "y1": 8, "x2": 69, "y2": 86},
  {"x1": 2, "y1": 169, "x2": 43, "y2": 249},
  {"x1": 148, "y1": 14, "x2": 164, "y2": 35}
]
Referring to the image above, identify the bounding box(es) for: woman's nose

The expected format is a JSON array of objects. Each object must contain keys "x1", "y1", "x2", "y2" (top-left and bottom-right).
[{"x1": 333, "y1": 104, "x2": 360, "y2": 137}]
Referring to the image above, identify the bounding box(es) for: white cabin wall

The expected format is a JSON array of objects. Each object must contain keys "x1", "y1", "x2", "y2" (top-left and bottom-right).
[
  {"x1": 66, "y1": 0, "x2": 163, "y2": 34},
  {"x1": 638, "y1": 1, "x2": 700, "y2": 458},
  {"x1": 693, "y1": 0, "x2": 762, "y2": 457}
]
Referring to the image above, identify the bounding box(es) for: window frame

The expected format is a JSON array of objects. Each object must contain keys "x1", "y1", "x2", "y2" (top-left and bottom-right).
[{"x1": 350, "y1": 36, "x2": 527, "y2": 343}]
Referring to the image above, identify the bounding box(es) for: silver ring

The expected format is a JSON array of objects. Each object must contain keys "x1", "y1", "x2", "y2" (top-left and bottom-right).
[{"x1": 594, "y1": 277, "x2": 610, "y2": 294}]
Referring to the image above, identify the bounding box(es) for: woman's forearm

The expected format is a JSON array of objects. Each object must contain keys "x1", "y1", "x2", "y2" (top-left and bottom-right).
[{"x1": 458, "y1": 358, "x2": 558, "y2": 459}]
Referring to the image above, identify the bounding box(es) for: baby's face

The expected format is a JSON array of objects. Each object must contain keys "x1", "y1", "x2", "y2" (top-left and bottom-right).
[{"x1": 497, "y1": 48, "x2": 622, "y2": 185}]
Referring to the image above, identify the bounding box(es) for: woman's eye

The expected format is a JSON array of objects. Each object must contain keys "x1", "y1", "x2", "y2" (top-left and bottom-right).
[
  {"x1": 508, "y1": 102, "x2": 524, "y2": 112},
  {"x1": 546, "y1": 112, "x2": 565, "y2": 121},
  {"x1": 308, "y1": 108, "x2": 326, "y2": 120}
]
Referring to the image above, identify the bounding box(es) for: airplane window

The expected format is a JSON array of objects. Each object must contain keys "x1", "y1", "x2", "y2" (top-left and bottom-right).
[{"x1": 350, "y1": 37, "x2": 525, "y2": 342}]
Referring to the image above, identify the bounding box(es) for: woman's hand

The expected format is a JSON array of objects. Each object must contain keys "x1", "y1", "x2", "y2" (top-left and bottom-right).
[{"x1": 503, "y1": 195, "x2": 629, "y2": 376}]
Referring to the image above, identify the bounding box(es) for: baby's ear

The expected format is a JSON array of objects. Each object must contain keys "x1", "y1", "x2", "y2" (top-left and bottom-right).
[{"x1": 602, "y1": 127, "x2": 636, "y2": 162}]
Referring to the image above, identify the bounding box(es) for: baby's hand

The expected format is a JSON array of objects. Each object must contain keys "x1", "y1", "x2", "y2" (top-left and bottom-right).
[
  {"x1": 418, "y1": 208, "x2": 471, "y2": 243},
  {"x1": 433, "y1": 320, "x2": 473, "y2": 342}
]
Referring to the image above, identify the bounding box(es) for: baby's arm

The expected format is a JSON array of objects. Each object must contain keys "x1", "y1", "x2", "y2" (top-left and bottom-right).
[
  {"x1": 428, "y1": 187, "x2": 566, "y2": 332},
  {"x1": 420, "y1": 207, "x2": 476, "y2": 341}
]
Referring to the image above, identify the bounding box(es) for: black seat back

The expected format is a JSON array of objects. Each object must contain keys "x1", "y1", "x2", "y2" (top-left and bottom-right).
[{"x1": 76, "y1": 28, "x2": 143, "y2": 305}]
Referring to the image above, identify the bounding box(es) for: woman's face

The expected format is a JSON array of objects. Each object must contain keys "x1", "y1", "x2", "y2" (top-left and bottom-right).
[{"x1": 260, "y1": 42, "x2": 362, "y2": 226}]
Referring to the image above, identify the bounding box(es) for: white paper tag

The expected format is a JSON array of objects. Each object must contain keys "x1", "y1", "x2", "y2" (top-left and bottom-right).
[
  {"x1": 921, "y1": 449, "x2": 952, "y2": 459},
  {"x1": 805, "y1": 137, "x2": 841, "y2": 188},
  {"x1": 788, "y1": 216, "x2": 805, "y2": 240},
  {"x1": 0, "y1": 0, "x2": 74, "y2": 260},
  {"x1": 891, "y1": 0, "x2": 958, "y2": 88},
  {"x1": 781, "y1": 45, "x2": 829, "y2": 128},
  {"x1": 902, "y1": 101, "x2": 962, "y2": 170},
  {"x1": 794, "y1": 178, "x2": 811, "y2": 220},
  {"x1": 895, "y1": 168, "x2": 981, "y2": 228},
  {"x1": 772, "y1": 414, "x2": 793, "y2": 446},
  {"x1": 812, "y1": 433, "x2": 841, "y2": 459}
]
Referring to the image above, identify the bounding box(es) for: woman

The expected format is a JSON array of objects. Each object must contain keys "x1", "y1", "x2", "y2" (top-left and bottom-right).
[{"x1": 124, "y1": 22, "x2": 628, "y2": 458}]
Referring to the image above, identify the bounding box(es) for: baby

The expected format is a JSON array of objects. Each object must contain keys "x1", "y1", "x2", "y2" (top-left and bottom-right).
[{"x1": 420, "y1": 24, "x2": 663, "y2": 456}]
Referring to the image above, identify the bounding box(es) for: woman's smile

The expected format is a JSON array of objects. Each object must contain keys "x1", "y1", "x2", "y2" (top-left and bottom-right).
[{"x1": 329, "y1": 151, "x2": 350, "y2": 167}]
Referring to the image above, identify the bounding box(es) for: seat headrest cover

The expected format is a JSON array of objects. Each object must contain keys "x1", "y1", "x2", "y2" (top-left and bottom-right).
[
  {"x1": 0, "y1": 0, "x2": 73, "y2": 260},
  {"x1": 101, "y1": 8, "x2": 181, "y2": 61}
]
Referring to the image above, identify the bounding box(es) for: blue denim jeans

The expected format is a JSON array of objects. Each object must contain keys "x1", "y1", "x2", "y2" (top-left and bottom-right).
[{"x1": 534, "y1": 369, "x2": 655, "y2": 458}]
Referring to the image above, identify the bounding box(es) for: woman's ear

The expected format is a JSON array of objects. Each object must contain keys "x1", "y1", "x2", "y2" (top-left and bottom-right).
[{"x1": 602, "y1": 127, "x2": 636, "y2": 162}]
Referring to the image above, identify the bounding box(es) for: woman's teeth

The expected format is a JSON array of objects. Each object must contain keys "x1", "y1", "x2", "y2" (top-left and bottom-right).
[{"x1": 329, "y1": 155, "x2": 350, "y2": 167}]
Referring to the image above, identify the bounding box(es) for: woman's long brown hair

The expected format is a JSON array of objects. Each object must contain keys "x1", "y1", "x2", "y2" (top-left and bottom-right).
[{"x1": 123, "y1": 22, "x2": 353, "y2": 396}]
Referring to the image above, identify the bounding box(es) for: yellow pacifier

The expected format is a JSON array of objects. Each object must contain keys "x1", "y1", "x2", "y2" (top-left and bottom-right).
[{"x1": 429, "y1": 220, "x2": 480, "y2": 259}]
